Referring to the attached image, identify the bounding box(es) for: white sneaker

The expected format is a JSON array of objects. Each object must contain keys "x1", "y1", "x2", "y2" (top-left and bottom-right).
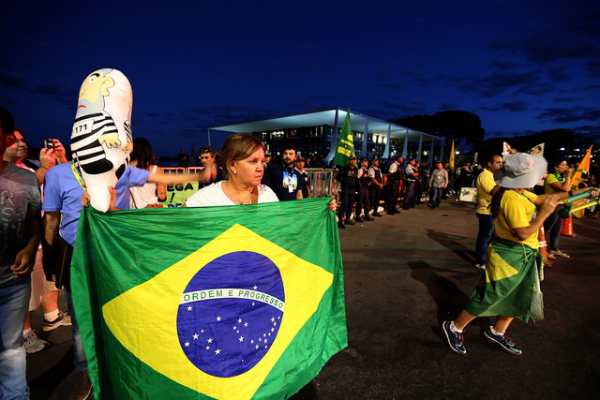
[{"x1": 23, "y1": 330, "x2": 49, "y2": 354}]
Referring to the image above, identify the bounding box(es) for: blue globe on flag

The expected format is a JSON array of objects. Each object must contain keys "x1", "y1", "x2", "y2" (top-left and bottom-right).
[{"x1": 177, "y1": 251, "x2": 285, "y2": 377}]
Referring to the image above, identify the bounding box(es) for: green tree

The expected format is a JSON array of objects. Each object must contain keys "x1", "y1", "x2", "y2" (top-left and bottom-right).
[{"x1": 390, "y1": 110, "x2": 485, "y2": 148}]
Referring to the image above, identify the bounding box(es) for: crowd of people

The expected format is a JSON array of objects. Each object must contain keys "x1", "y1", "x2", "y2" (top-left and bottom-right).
[
  {"x1": 2, "y1": 100, "x2": 599, "y2": 399},
  {"x1": 0, "y1": 106, "x2": 336, "y2": 399},
  {"x1": 334, "y1": 154, "x2": 491, "y2": 228}
]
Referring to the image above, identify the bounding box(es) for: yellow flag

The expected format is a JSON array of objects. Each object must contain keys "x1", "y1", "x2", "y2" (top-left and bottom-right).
[
  {"x1": 570, "y1": 145, "x2": 593, "y2": 218},
  {"x1": 449, "y1": 140, "x2": 455, "y2": 170}
]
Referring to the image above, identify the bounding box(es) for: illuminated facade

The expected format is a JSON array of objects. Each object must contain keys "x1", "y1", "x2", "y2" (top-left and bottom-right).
[{"x1": 209, "y1": 108, "x2": 443, "y2": 163}]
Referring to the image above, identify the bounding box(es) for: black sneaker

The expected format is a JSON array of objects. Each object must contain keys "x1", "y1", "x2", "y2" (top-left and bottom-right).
[
  {"x1": 355, "y1": 217, "x2": 364, "y2": 223},
  {"x1": 373, "y1": 213, "x2": 383, "y2": 217},
  {"x1": 441, "y1": 321, "x2": 466, "y2": 354},
  {"x1": 338, "y1": 221, "x2": 345, "y2": 229},
  {"x1": 483, "y1": 326, "x2": 522, "y2": 355},
  {"x1": 345, "y1": 220, "x2": 356, "y2": 225},
  {"x1": 365, "y1": 216, "x2": 374, "y2": 221}
]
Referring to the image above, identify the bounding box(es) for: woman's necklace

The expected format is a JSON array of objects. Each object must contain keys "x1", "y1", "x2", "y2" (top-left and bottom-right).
[
  {"x1": 225, "y1": 181, "x2": 252, "y2": 205},
  {"x1": 553, "y1": 171, "x2": 565, "y2": 182}
]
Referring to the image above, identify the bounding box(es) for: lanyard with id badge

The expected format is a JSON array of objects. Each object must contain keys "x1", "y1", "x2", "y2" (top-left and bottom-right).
[{"x1": 282, "y1": 164, "x2": 298, "y2": 193}]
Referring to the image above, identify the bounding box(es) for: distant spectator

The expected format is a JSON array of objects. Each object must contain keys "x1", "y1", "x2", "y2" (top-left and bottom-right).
[
  {"x1": 176, "y1": 148, "x2": 188, "y2": 168},
  {"x1": 356, "y1": 157, "x2": 374, "y2": 222},
  {"x1": 386, "y1": 155, "x2": 404, "y2": 214},
  {"x1": 261, "y1": 150, "x2": 272, "y2": 186},
  {"x1": 428, "y1": 160, "x2": 448, "y2": 209},
  {"x1": 368, "y1": 156, "x2": 384, "y2": 217},
  {"x1": 336, "y1": 156, "x2": 359, "y2": 228},
  {"x1": 190, "y1": 144, "x2": 197, "y2": 166},
  {"x1": 474, "y1": 155, "x2": 503, "y2": 270},
  {"x1": 295, "y1": 157, "x2": 310, "y2": 199},
  {"x1": 129, "y1": 138, "x2": 167, "y2": 208},
  {"x1": 198, "y1": 145, "x2": 224, "y2": 190},
  {"x1": 403, "y1": 159, "x2": 419, "y2": 209}
]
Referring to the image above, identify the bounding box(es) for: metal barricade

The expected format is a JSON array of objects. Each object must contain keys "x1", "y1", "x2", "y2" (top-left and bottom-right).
[
  {"x1": 306, "y1": 168, "x2": 341, "y2": 202},
  {"x1": 161, "y1": 167, "x2": 342, "y2": 202},
  {"x1": 162, "y1": 167, "x2": 187, "y2": 175}
]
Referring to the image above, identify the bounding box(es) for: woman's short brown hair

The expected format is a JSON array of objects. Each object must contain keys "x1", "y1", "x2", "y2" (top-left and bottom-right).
[{"x1": 220, "y1": 133, "x2": 264, "y2": 177}]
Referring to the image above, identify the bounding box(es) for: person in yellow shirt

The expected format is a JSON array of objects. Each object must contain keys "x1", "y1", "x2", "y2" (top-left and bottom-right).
[
  {"x1": 543, "y1": 159, "x2": 571, "y2": 258},
  {"x1": 474, "y1": 154, "x2": 503, "y2": 269},
  {"x1": 442, "y1": 152, "x2": 598, "y2": 356}
]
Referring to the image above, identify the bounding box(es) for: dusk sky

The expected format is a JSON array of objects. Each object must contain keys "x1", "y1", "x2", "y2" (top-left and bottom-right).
[{"x1": 2, "y1": 0, "x2": 599, "y2": 157}]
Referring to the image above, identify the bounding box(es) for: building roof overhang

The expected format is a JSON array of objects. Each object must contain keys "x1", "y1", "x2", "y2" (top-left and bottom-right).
[{"x1": 209, "y1": 107, "x2": 441, "y2": 143}]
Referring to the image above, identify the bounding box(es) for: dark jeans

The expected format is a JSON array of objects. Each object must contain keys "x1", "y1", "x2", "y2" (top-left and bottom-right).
[
  {"x1": 387, "y1": 181, "x2": 399, "y2": 211},
  {"x1": 338, "y1": 188, "x2": 356, "y2": 221},
  {"x1": 544, "y1": 206, "x2": 563, "y2": 251},
  {"x1": 370, "y1": 187, "x2": 381, "y2": 213},
  {"x1": 430, "y1": 187, "x2": 444, "y2": 208},
  {"x1": 404, "y1": 181, "x2": 416, "y2": 207},
  {"x1": 475, "y1": 213, "x2": 495, "y2": 265},
  {"x1": 356, "y1": 187, "x2": 370, "y2": 216}
]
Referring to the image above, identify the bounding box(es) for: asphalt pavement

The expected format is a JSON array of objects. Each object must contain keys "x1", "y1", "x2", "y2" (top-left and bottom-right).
[{"x1": 27, "y1": 198, "x2": 600, "y2": 399}]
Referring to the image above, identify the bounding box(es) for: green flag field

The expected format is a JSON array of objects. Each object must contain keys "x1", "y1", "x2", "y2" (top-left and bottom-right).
[{"x1": 71, "y1": 198, "x2": 347, "y2": 399}]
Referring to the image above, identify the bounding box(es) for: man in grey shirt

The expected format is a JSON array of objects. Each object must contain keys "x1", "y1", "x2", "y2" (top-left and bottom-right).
[{"x1": 428, "y1": 160, "x2": 449, "y2": 209}]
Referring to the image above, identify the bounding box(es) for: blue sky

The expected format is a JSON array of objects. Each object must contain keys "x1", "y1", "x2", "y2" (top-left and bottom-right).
[{"x1": 1, "y1": 0, "x2": 599, "y2": 157}]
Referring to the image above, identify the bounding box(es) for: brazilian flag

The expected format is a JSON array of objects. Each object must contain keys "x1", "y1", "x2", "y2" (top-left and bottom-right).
[
  {"x1": 464, "y1": 237, "x2": 544, "y2": 322},
  {"x1": 71, "y1": 198, "x2": 347, "y2": 399}
]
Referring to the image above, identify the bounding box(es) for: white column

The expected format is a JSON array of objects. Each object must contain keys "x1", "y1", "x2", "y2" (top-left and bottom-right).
[
  {"x1": 428, "y1": 139, "x2": 435, "y2": 164},
  {"x1": 383, "y1": 124, "x2": 391, "y2": 159},
  {"x1": 361, "y1": 120, "x2": 369, "y2": 157},
  {"x1": 325, "y1": 108, "x2": 339, "y2": 164},
  {"x1": 402, "y1": 130, "x2": 409, "y2": 159},
  {"x1": 416, "y1": 134, "x2": 423, "y2": 162}
]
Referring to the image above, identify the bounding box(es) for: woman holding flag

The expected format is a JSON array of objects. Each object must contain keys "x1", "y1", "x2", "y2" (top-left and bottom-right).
[
  {"x1": 185, "y1": 133, "x2": 337, "y2": 210},
  {"x1": 442, "y1": 152, "x2": 598, "y2": 356}
]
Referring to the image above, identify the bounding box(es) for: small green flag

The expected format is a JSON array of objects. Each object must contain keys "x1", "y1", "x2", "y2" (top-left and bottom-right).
[
  {"x1": 333, "y1": 112, "x2": 355, "y2": 167},
  {"x1": 71, "y1": 198, "x2": 347, "y2": 400}
]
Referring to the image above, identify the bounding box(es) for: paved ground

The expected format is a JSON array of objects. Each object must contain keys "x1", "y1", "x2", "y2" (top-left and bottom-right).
[{"x1": 27, "y1": 198, "x2": 600, "y2": 399}]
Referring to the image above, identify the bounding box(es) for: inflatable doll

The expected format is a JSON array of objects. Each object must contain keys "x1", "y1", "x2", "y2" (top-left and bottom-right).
[{"x1": 71, "y1": 68, "x2": 133, "y2": 212}]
